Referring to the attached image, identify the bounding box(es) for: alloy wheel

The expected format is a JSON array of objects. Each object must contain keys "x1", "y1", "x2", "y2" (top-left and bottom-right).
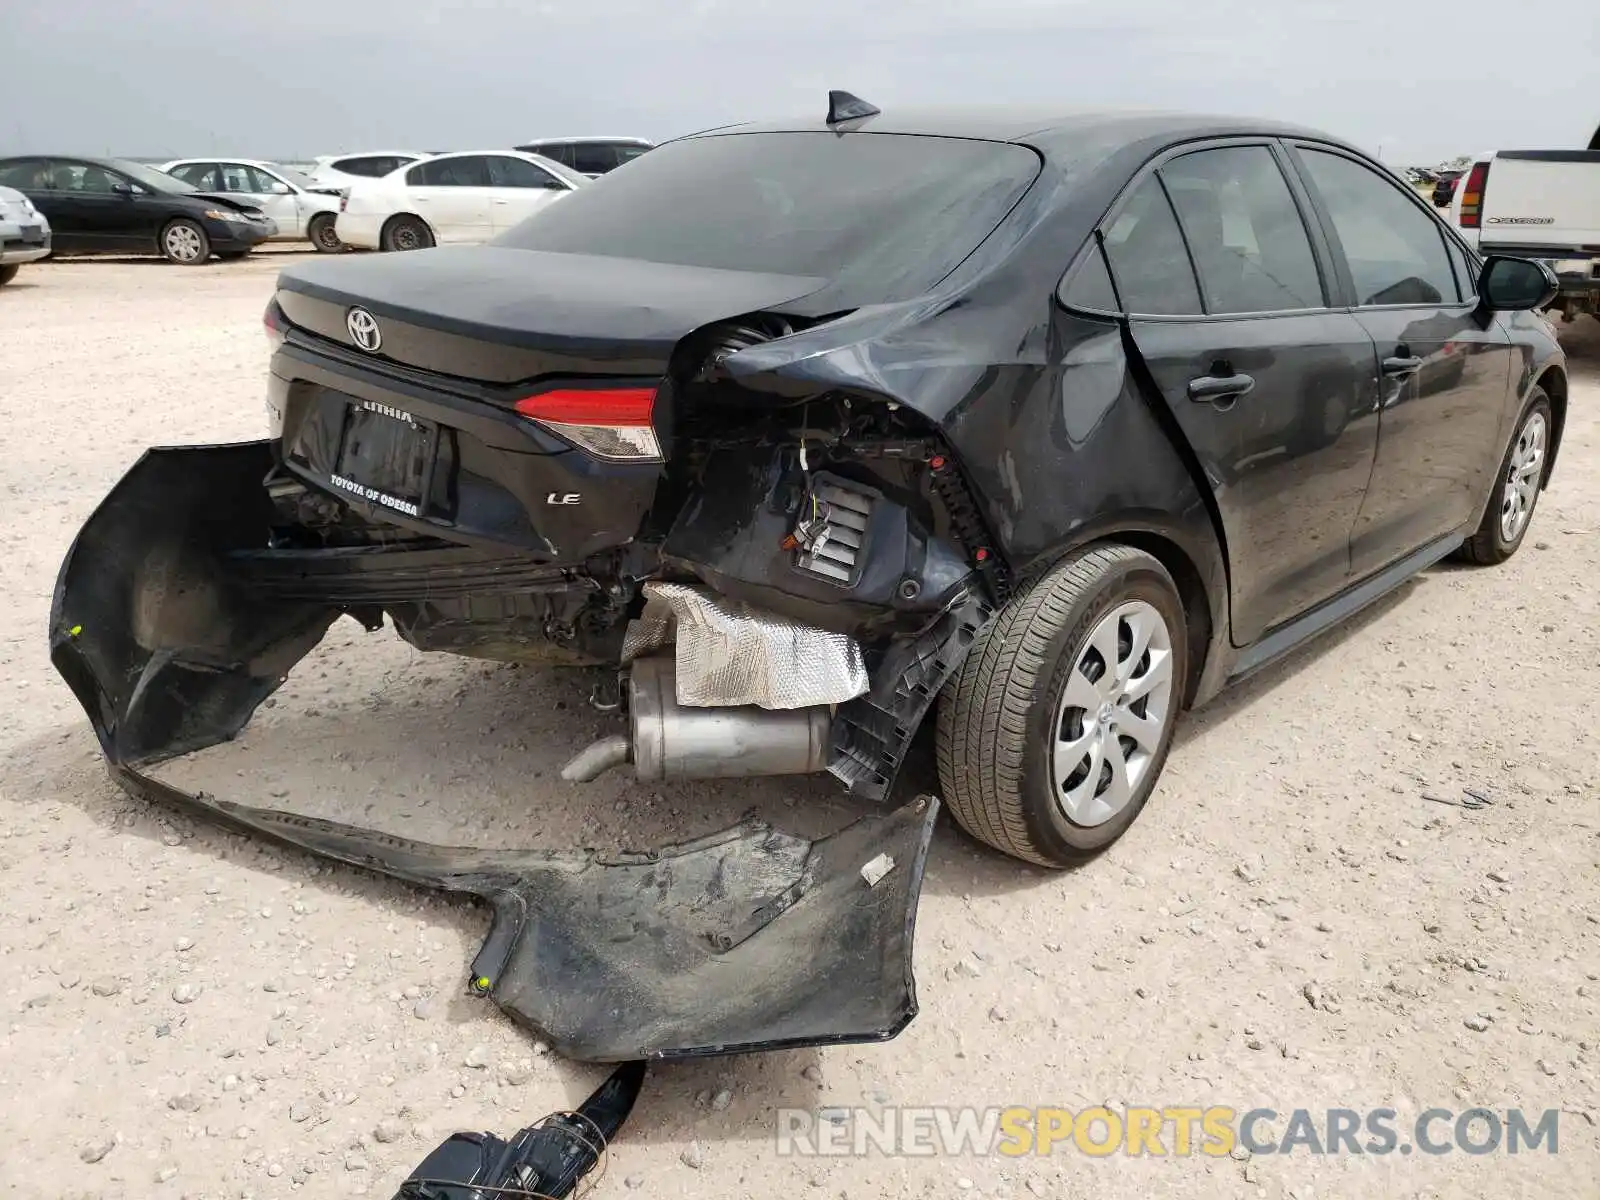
[
  {"x1": 1500, "y1": 410, "x2": 1546, "y2": 543},
  {"x1": 1051, "y1": 599, "x2": 1175, "y2": 827}
]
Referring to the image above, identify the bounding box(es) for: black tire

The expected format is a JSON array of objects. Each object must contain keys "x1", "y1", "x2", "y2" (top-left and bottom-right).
[
  {"x1": 215, "y1": 250, "x2": 250, "y2": 261},
  {"x1": 937, "y1": 544, "x2": 1189, "y2": 868},
  {"x1": 160, "y1": 218, "x2": 211, "y2": 265},
  {"x1": 0, "y1": 264, "x2": 18, "y2": 286},
  {"x1": 307, "y1": 212, "x2": 343, "y2": 253},
  {"x1": 1457, "y1": 387, "x2": 1552, "y2": 565},
  {"x1": 381, "y1": 215, "x2": 434, "y2": 252}
]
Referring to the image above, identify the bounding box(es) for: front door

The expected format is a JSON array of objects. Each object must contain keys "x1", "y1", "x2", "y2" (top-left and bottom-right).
[
  {"x1": 54, "y1": 160, "x2": 150, "y2": 249},
  {"x1": 213, "y1": 162, "x2": 299, "y2": 237},
  {"x1": 1104, "y1": 144, "x2": 1383, "y2": 646},
  {"x1": 1288, "y1": 145, "x2": 1516, "y2": 576},
  {"x1": 485, "y1": 154, "x2": 569, "y2": 235},
  {"x1": 404, "y1": 155, "x2": 494, "y2": 243}
]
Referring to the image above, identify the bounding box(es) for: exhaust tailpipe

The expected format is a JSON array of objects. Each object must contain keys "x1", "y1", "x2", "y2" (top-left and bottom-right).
[{"x1": 560, "y1": 656, "x2": 832, "y2": 783}]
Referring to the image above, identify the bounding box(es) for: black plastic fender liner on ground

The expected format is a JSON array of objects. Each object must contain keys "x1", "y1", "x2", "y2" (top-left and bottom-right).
[{"x1": 49, "y1": 442, "x2": 941, "y2": 1062}]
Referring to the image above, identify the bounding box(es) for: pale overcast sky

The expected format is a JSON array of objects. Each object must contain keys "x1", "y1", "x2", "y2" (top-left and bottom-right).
[{"x1": 4, "y1": 0, "x2": 1596, "y2": 165}]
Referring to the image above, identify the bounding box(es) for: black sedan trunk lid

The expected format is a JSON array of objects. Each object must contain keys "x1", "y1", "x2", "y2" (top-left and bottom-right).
[{"x1": 274, "y1": 245, "x2": 828, "y2": 384}]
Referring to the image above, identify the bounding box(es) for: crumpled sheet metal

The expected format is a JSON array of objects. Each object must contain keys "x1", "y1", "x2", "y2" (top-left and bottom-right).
[
  {"x1": 621, "y1": 581, "x2": 869, "y2": 710},
  {"x1": 48, "y1": 443, "x2": 936, "y2": 1062}
]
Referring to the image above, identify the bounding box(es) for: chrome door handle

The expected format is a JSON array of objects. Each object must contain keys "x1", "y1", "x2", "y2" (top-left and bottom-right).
[
  {"x1": 1381, "y1": 356, "x2": 1424, "y2": 376},
  {"x1": 1187, "y1": 373, "x2": 1255, "y2": 402}
]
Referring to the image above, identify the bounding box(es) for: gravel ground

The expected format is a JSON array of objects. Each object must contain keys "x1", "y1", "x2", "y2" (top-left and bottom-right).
[{"x1": 1, "y1": 255, "x2": 1596, "y2": 1199}]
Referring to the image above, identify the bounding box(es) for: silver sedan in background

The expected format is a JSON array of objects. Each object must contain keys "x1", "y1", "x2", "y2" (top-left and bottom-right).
[
  {"x1": 160, "y1": 158, "x2": 347, "y2": 252},
  {"x1": 0, "y1": 184, "x2": 52, "y2": 285}
]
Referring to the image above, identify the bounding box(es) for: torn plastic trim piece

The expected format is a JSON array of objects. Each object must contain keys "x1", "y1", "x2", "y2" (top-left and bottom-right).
[
  {"x1": 829, "y1": 589, "x2": 994, "y2": 800},
  {"x1": 102, "y1": 763, "x2": 938, "y2": 1062},
  {"x1": 48, "y1": 443, "x2": 940, "y2": 1061}
]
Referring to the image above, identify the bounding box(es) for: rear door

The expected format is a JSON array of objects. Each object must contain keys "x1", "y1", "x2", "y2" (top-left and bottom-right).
[
  {"x1": 0, "y1": 159, "x2": 74, "y2": 244},
  {"x1": 1105, "y1": 141, "x2": 1383, "y2": 646},
  {"x1": 484, "y1": 154, "x2": 569, "y2": 234},
  {"x1": 1288, "y1": 144, "x2": 1514, "y2": 576},
  {"x1": 404, "y1": 155, "x2": 494, "y2": 243}
]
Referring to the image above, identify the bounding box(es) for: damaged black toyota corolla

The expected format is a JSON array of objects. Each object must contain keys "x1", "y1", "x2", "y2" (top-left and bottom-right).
[{"x1": 53, "y1": 98, "x2": 1567, "y2": 1053}]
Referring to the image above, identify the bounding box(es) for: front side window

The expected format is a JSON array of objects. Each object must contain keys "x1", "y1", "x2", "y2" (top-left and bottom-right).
[
  {"x1": 1100, "y1": 176, "x2": 1203, "y2": 316},
  {"x1": 62, "y1": 162, "x2": 124, "y2": 194},
  {"x1": 410, "y1": 156, "x2": 491, "y2": 188},
  {"x1": 1160, "y1": 146, "x2": 1324, "y2": 314},
  {"x1": 487, "y1": 156, "x2": 561, "y2": 189},
  {"x1": 1298, "y1": 148, "x2": 1460, "y2": 306}
]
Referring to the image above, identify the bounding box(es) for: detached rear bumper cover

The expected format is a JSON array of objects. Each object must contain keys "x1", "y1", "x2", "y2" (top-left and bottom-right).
[{"x1": 49, "y1": 442, "x2": 937, "y2": 1062}]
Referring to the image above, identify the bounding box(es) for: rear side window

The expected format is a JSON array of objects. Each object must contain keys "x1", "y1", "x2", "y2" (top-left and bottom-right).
[
  {"x1": 0, "y1": 159, "x2": 50, "y2": 188},
  {"x1": 410, "y1": 156, "x2": 491, "y2": 187},
  {"x1": 1159, "y1": 146, "x2": 1324, "y2": 314},
  {"x1": 571, "y1": 143, "x2": 617, "y2": 174},
  {"x1": 1100, "y1": 177, "x2": 1203, "y2": 316},
  {"x1": 519, "y1": 143, "x2": 575, "y2": 168},
  {"x1": 1059, "y1": 241, "x2": 1120, "y2": 312},
  {"x1": 335, "y1": 156, "x2": 403, "y2": 178},
  {"x1": 613, "y1": 143, "x2": 650, "y2": 167},
  {"x1": 1297, "y1": 148, "x2": 1461, "y2": 305}
]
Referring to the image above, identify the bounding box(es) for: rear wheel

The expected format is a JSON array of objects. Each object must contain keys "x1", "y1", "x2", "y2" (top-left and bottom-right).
[
  {"x1": 1457, "y1": 388, "x2": 1551, "y2": 565},
  {"x1": 381, "y1": 215, "x2": 434, "y2": 252},
  {"x1": 307, "y1": 212, "x2": 342, "y2": 253},
  {"x1": 160, "y1": 219, "x2": 210, "y2": 265},
  {"x1": 937, "y1": 544, "x2": 1188, "y2": 868},
  {"x1": 0, "y1": 264, "x2": 18, "y2": 286}
]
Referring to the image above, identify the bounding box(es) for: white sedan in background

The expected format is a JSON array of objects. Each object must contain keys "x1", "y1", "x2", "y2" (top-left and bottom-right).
[
  {"x1": 336, "y1": 151, "x2": 587, "y2": 251},
  {"x1": 161, "y1": 158, "x2": 348, "y2": 251}
]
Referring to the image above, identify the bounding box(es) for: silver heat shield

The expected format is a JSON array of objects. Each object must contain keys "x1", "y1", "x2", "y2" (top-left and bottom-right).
[{"x1": 621, "y1": 581, "x2": 869, "y2": 710}]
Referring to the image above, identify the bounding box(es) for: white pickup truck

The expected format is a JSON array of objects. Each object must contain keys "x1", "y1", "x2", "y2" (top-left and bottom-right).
[{"x1": 1450, "y1": 122, "x2": 1600, "y2": 322}]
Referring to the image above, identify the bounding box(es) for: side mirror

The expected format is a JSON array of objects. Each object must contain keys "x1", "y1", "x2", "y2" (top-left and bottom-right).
[
  {"x1": 268, "y1": 181, "x2": 292, "y2": 195},
  {"x1": 111, "y1": 182, "x2": 136, "y2": 198},
  {"x1": 1478, "y1": 255, "x2": 1559, "y2": 312}
]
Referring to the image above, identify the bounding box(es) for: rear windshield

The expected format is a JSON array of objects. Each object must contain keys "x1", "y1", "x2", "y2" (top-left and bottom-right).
[{"x1": 493, "y1": 131, "x2": 1040, "y2": 301}]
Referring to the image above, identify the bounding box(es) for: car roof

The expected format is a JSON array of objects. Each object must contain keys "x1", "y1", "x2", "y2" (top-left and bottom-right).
[
  {"x1": 163, "y1": 157, "x2": 278, "y2": 168},
  {"x1": 517, "y1": 136, "x2": 653, "y2": 146},
  {"x1": 684, "y1": 107, "x2": 1348, "y2": 156},
  {"x1": 316, "y1": 151, "x2": 428, "y2": 162}
]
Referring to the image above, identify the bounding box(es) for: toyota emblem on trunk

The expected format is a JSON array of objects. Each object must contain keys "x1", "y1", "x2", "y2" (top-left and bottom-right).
[{"x1": 347, "y1": 307, "x2": 382, "y2": 353}]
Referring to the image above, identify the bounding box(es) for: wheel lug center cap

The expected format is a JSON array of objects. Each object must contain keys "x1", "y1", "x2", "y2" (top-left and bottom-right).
[{"x1": 1098, "y1": 701, "x2": 1115, "y2": 727}]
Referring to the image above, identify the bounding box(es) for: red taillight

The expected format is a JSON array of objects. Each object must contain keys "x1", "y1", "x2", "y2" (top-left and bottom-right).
[
  {"x1": 263, "y1": 298, "x2": 287, "y2": 348},
  {"x1": 513, "y1": 386, "x2": 661, "y2": 461},
  {"x1": 1459, "y1": 161, "x2": 1489, "y2": 229}
]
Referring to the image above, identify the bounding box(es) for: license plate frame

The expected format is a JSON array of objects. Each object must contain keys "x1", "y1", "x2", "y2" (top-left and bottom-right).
[
  {"x1": 329, "y1": 399, "x2": 438, "y2": 518},
  {"x1": 18, "y1": 224, "x2": 44, "y2": 244}
]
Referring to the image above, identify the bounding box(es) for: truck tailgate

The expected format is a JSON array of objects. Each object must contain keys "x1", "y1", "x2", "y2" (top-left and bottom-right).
[{"x1": 1478, "y1": 152, "x2": 1600, "y2": 253}]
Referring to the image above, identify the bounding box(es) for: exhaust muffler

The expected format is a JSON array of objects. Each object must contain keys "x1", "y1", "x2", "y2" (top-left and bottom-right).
[{"x1": 561, "y1": 656, "x2": 832, "y2": 783}]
